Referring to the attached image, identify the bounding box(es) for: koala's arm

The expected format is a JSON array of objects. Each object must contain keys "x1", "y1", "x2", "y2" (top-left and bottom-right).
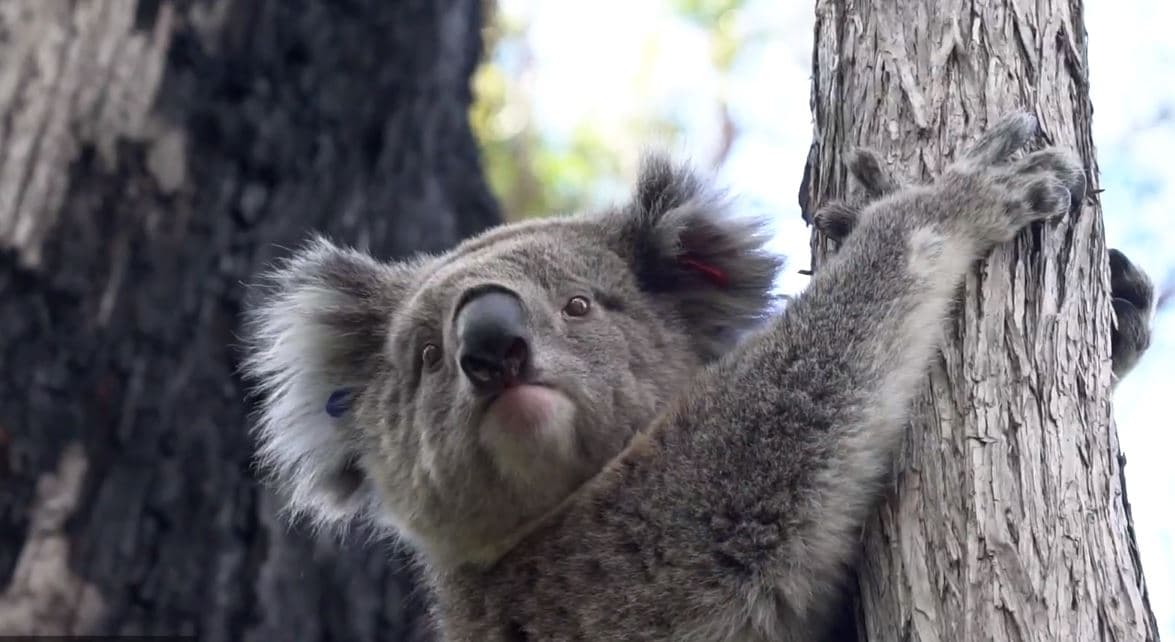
[
  {"x1": 473, "y1": 114, "x2": 1086, "y2": 639},
  {"x1": 816, "y1": 155, "x2": 1156, "y2": 387}
]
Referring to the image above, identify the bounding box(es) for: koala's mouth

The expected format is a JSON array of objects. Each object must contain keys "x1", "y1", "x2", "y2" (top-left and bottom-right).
[
  {"x1": 481, "y1": 383, "x2": 570, "y2": 434},
  {"x1": 477, "y1": 382, "x2": 580, "y2": 483}
]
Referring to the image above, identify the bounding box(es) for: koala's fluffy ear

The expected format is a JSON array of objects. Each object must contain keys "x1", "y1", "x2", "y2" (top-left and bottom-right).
[
  {"x1": 241, "y1": 237, "x2": 415, "y2": 528},
  {"x1": 606, "y1": 152, "x2": 784, "y2": 358}
]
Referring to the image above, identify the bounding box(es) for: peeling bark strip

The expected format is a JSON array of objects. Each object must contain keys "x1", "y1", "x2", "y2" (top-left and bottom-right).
[
  {"x1": 0, "y1": 444, "x2": 105, "y2": 635},
  {"x1": 803, "y1": 1, "x2": 1160, "y2": 641},
  {"x1": 0, "y1": 0, "x2": 173, "y2": 267},
  {"x1": 0, "y1": 0, "x2": 497, "y2": 639}
]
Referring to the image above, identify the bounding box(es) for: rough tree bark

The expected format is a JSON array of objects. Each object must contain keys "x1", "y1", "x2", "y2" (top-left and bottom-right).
[
  {"x1": 0, "y1": 1, "x2": 497, "y2": 639},
  {"x1": 801, "y1": 1, "x2": 1161, "y2": 640}
]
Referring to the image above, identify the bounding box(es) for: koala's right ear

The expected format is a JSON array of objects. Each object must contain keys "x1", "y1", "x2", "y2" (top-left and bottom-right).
[
  {"x1": 241, "y1": 236, "x2": 417, "y2": 528},
  {"x1": 602, "y1": 152, "x2": 784, "y2": 359}
]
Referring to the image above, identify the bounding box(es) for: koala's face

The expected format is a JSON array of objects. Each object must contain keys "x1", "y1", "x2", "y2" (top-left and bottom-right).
[
  {"x1": 354, "y1": 221, "x2": 708, "y2": 561},
  {"x1": 243, "y1": 155, "x2": 782, "y2": 566}
]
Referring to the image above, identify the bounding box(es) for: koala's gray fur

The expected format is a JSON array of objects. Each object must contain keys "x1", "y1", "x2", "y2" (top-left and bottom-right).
[{"x1": 242, "y1": 112, "x2": 1150, "y2": 641}]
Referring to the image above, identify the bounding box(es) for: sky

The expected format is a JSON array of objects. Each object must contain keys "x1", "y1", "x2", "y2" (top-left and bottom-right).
[
  {"x1": 1085, "y1": 0, "x2": 1175, "y2": 635},
  {"x1": 493, "y1": 0, "x2": 1174, "y2": 635}
]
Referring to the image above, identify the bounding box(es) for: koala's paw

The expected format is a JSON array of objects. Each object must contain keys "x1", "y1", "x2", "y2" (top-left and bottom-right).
[
  {"x1": 813, "y1": 149, "x2": 902, "y2": 243},
  {"x1": 1109, "y1": 248, "x2": 1156, "y2": 382},
  {"x1": 944, "y1": 112, "x2": 1087, "y2": 245}
]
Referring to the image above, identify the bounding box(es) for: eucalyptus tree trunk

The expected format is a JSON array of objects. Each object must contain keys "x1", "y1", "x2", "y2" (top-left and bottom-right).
[
  {"x1": 801, "y1": 2, "x2": 1160, "y2": 640},
  {"x1": 0, "y1": 1, "x2": 496, "y2": 639}
]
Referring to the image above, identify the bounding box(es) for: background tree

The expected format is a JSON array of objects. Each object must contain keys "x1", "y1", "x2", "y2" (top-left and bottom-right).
[
  {"x1": 801, "y1": 2, "x2": 1161, "y2": 640},
  {"x1": 0, "y1": 1, "x2": 495, "y2": 639}
]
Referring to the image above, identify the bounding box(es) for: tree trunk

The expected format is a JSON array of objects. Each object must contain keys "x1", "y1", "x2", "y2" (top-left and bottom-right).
[
  {"x1": 0, "y1": 1, "x2": 497, "y2": 640},
  {"x1": 801, "y1": 1, "x2": 1160, "y2": 640}
]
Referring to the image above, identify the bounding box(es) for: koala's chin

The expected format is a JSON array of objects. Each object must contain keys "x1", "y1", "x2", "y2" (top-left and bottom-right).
[
  {"x1": 478, "y1": 384, "x2": 581, "y2": 487},
  {"x1": 403, "y1": 383, "x2": 595, "y2": 567}
]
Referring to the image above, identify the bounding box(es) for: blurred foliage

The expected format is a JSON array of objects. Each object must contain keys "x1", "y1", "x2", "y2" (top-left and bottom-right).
[
  {"x1": 469, "y1": 0, "x2": 746, "y2": 221},
  {"x1": 470, "y1": 59, "x2": 625, "y2": 219},
  {"x1": 672, "y1": 0, "x2": 743, "y2": 70},
  {"x1": 470, "y1": 2, "x2": 616, "y2": 220}
]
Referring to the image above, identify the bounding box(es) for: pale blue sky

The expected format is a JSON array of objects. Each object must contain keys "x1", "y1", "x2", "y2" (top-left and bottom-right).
[
  {"x1": 494, "y1": 0, "x2": 1173, "y2": 635},
  {"x1": 1087, "y1": 1, "x2": 1174, "y2": 635}
]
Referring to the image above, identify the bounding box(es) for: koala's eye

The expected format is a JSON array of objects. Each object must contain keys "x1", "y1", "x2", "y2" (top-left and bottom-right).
[
  {"x1": 420, "y1": 343, "x2": 443, "y2": 370},
  {"x1": 563, "y1": 296, "x2": 591, "y2": 318}
]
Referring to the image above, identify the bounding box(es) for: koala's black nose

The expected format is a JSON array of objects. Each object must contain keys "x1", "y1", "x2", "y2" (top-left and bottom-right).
[{"x1": 455, "y1": 289, "x2": 530, "y2": 393}]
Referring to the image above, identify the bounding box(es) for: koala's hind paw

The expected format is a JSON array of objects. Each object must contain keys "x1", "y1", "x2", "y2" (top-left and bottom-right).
[{"x1": 1109, "y1": 248, "x2": 1156, "y2": 382}]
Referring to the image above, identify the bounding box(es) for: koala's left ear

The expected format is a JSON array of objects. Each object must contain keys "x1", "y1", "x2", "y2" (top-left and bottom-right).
[
  {"x1": 241, "y1": 237, "x2": 417, "y2": 529},
  {"x1": 604, "y1": 152, "x2": 784, "y2": 358}
]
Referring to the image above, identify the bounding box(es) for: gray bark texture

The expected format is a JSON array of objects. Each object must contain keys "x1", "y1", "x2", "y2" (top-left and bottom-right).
[
  {"x1": 0, "y1": 0, "x2": 497, "y2": 639},
  {"x1": 801, "y1": 1, "x2": 1161, "y2": 641}
]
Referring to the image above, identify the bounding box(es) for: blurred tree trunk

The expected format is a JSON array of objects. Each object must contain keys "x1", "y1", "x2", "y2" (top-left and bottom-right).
[
  {"x1": 0, "y1": 1, "x2": 497, "y2": 640},
  {"x1": 801, "y1": 1, "x2": 1160, "y2": 640}
]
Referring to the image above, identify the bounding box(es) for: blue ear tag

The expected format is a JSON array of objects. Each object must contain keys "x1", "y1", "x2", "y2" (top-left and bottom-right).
[{"x1": 325, "y1": 388, "x2": 353, "y2": 418}]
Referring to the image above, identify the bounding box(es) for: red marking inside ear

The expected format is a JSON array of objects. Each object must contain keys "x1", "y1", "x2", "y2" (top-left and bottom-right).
[{"x1": 680, "y1": 256, "x2": 730, "y2": 288}]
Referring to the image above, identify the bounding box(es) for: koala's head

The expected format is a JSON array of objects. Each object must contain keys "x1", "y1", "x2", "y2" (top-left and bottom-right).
[{"x1": 242, "y1": 155, "x2": 782, "y2": 567}]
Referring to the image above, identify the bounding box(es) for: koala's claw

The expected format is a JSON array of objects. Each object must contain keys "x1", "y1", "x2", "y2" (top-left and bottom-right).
[
  {"x1": 814, "y1": 149, "x2": 901, "y2": 243},
  {"x1": 1108, "y1": 248, "x2": 1156, "y2": 381},
  {"x1": 846, "y1": 148, "x2": 900, "y2": 198},
  {"x1": 813, "y1": 202, "x2": 860, "y2": 242}
]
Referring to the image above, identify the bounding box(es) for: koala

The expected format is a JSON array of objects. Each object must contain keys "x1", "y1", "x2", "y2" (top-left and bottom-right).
[
  {"x1": 813, "y1": 142, "x2": 1156, "y2": 384},
  {"x1": 242, "y1": 112, "x2": 1142, "y2": 641}
]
